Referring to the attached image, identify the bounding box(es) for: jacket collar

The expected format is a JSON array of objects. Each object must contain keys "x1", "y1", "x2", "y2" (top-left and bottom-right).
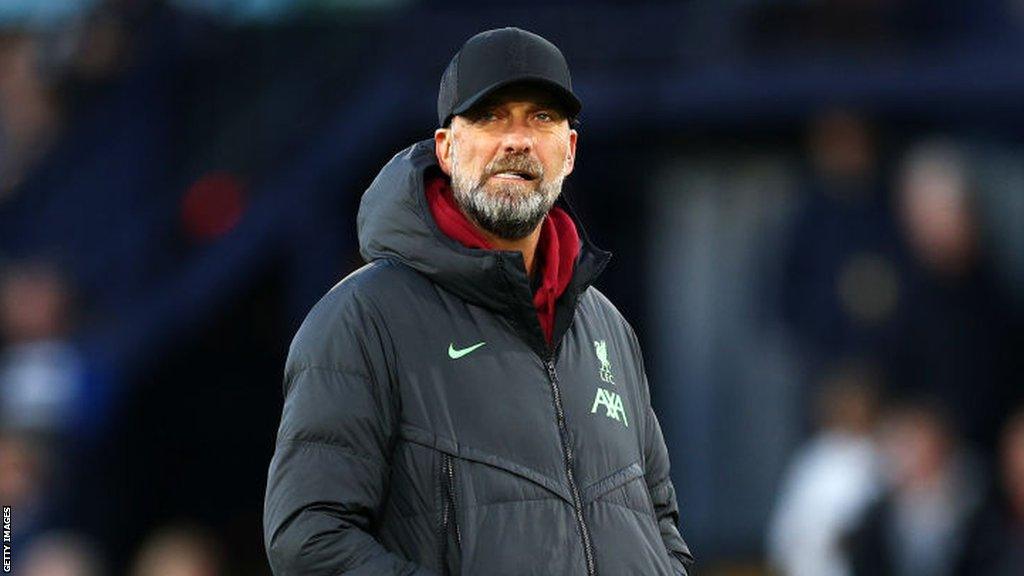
[{"x1": 357, "y1": 138, "x2": 611, "y2": 355}]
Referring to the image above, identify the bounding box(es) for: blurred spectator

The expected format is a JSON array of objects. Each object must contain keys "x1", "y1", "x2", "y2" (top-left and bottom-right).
[
  {"x1": 0, "y1": 30, "x2": 62, "y2": 198},
  {"x1": 888, "y1": 140, "x2": 1021, "y2": 449},
  {"x1": 783, "y1": 119, "x2": 1020, "y2": 450},
  {"x1": 767, "y1": 361, "x2": 882, "y2": 576},
  {"x1": 130, "y1": 524, "x2": 223, "y2": 576},
  {"x1": 0, "y1": 262, "x2": 101, "y2": 437},
  {"x1": 0, "y1": 0, "x2": 189, "y2": 340},
  {"x1": 21, "y1": 531, "x2": 105, "y2": 576},
  {"x1": 780, "y1": 109, "x2": 907, "y2": 384},
  {"x1": 896, "y1": 141, "x2": 977, "y2": 277},
  {"x1": 844, "y1": 400, "x2": 984, "y2": 576},
  {"x1": 0, "y1": 431, "x2": 55, "y2": 553},
  {"x1": 0, "y1": 263, "x2": 103, "y2": 554},
  {"x1": 956, "y1": 406, "x2": 1024, "y2": 575}
]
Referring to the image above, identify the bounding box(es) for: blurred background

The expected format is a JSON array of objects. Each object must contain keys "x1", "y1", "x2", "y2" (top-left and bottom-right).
[{"x1": 1, "y1": 1, "x2": 1023, "y2": 575}]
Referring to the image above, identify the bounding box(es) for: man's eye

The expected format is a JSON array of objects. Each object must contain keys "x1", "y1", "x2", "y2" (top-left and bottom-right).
[{"x1": 535, "y1": 112, "x2": 553, "y2": 122}]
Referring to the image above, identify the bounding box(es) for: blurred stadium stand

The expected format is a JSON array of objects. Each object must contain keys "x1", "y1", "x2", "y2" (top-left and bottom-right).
[{"x1": 1, "y1": 1, "x2": 1023, "y2": 574}]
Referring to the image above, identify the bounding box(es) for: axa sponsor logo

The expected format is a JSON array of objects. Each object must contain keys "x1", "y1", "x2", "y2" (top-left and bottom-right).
[{"x1": 591, "y1": 387, "x2": 628, "y2": 427}]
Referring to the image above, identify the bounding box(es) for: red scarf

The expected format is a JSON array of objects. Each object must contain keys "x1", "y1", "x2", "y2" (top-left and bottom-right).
[{"x1": 425, "y1": 175, "x2": 580, "y2": 346}]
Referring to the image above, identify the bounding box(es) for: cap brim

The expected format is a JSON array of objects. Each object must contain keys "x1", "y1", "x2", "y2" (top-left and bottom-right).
[{"x1": 448, "y1": 76, "x2": 582, "y2": 125}]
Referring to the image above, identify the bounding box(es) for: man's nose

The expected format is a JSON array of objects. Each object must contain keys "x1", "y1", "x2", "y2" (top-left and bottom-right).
[{"x1": 500, "y1": 123, "x2": 533, "y2": 154}]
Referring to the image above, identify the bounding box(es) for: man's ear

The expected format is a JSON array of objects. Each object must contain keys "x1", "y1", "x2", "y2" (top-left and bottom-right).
[
  {"x1": 435, "y1": 128, "x2": 453, "y2": 176},
  {"x1": 564, "y1": 128, "x2": 578, "y2": 176}
]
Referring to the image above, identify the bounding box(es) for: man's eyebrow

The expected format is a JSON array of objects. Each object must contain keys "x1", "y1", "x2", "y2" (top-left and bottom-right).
[
  {"x1": 531, "y1": 102, "x2": 563, "y2": 111},
  {"x1": 518, "y1": 101, "x2": 568, "y2": 116}
]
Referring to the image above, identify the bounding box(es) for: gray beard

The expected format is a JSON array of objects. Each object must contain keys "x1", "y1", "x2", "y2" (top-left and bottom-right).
[{"x1": 450, "y1": 148, "x2": 566, "y2": 240}]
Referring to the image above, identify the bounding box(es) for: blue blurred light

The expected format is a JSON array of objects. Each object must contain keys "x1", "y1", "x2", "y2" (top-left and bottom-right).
[
  {"x1": 170, "y1": 0, "x2": 411, "y2": 23},
  {"x1": 0, "y1": 0, "x2": 96, "y2": 30}
]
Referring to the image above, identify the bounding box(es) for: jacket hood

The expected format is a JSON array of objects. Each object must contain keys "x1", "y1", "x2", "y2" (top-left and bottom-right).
[{"x1": 357, "y1": 139, "x2": 611, "y2": 328}]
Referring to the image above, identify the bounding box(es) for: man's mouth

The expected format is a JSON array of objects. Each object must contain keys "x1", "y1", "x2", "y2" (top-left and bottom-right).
[{"x1": 490, "y1": 170, "x2": 537, "y2": 182}]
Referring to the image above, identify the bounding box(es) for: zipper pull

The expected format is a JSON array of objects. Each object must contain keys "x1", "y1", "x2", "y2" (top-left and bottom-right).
[{"x1": 447, "y1": 456, "x2": 461, "y2": 547}]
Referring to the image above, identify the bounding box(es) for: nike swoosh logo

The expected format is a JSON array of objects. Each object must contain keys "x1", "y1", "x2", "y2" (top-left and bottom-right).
[{"x1": 448, "y1": 341, "x2": 486, "y2": 359}]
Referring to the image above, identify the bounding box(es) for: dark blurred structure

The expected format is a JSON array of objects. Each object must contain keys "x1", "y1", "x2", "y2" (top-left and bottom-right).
[{"x1": 0, "y1": 0, "x2": 1022, "y2": 573}]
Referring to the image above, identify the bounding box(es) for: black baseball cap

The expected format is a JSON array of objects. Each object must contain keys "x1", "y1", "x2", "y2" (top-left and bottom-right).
[{"x1": 437, "y1": 27, "x2": 582, "y2": 127}]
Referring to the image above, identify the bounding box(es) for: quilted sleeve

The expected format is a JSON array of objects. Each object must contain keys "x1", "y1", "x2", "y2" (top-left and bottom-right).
[{"x1": 263, "y1": 287, "x2": 434, "y2": 576}]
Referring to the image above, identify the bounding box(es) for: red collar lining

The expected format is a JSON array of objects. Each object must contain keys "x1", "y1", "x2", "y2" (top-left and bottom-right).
[{"x1": 425, "y1": 175, "x2": 580, "y2": 345}]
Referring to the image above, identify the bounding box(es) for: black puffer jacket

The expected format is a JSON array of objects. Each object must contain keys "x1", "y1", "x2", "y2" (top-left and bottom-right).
[{"x1": 263, "y1": 139, "x2": 693, "y2": 575}]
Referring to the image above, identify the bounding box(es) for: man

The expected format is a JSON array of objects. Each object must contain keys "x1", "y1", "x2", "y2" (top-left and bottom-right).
[{"x1": 263, "y1": 27, "x2": 693, "y2": 575}]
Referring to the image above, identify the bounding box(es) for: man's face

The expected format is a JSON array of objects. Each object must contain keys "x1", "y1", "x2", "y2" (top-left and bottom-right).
[{"x1": 435, "y1": 84, "x2": 577, "y2": 240}]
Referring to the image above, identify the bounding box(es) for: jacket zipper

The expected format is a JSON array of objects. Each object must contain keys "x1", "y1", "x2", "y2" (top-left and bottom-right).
[
  {"x1": 545, "y1": 358, "x2": 597, "y2": 576},
  {"x1": 439, "y1": 453, "x2": 461, "y2": 575}
]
